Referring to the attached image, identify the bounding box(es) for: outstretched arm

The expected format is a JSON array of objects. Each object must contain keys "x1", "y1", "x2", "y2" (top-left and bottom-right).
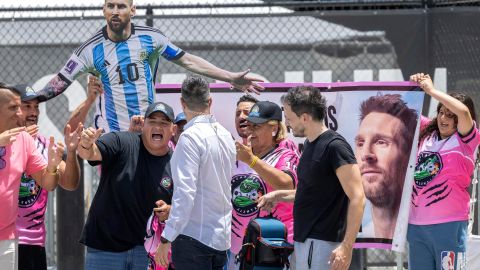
[
  {"x1": 410, "y1": 73, "x2": 474, "y2": 135},
  {"x1": 173, "y1": 53, "x2": 264, "y2": 94}
]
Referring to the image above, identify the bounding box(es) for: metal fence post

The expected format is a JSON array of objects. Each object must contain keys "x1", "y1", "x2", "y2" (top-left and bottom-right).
[{"x1": 56, "y1": 158, "x2": 85, "y2": 270}]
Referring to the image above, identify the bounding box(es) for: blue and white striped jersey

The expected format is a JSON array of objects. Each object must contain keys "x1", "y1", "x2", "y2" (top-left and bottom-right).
[{"x1": 59, "y1": 24, "x2": 184, "y2": 132}]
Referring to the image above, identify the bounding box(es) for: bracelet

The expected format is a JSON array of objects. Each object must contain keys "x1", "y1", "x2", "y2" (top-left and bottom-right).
[
  {"x1": 81, "y1": 144, "x2": 92, "y2": 150},
  {"x1": 47, "y1": 166, "x2": 58, "y2": 176},
  {"x1": 249, "y1": 156, "x2": 259, "y2": 168},
  {"x1": 160, "y1": 236, "x2": 170, "y2": 244}
]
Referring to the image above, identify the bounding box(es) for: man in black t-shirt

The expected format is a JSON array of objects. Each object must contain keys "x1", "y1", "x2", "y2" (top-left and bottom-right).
[
  {"x1": 77, "y1": 102, "x2": 177, "y2": 270},
  {"x1": 258, "y1": 86, "x2": 365, "y2": 270}
]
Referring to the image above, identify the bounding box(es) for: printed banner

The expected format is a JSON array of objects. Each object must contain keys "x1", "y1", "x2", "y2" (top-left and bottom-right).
[{"x1": 155, "y1": 81, "x2": 424, "y2": 252}]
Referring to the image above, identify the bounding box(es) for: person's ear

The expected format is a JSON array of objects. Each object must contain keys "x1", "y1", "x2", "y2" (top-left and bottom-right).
[
  {"x1": 131, "y1": 5, "x2": 137, "y2": 17},
  {"x1": 180, "y1": 97, "x2": 186, "y2": 111}
]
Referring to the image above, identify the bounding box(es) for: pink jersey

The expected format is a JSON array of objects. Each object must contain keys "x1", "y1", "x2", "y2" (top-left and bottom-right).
[
  {"x1": 16, "y1": 135, "x2": 49, "y2": 246},
  {"x1": 409, "y1": 116, "x2": 480, "y2": 225},
  {"x1": 0, "y1": 132, "x2": 46, "y2": 240},
  {"x1": 144, "y1": 214, "x2": 171, "y2": 270},
  {"x1": 230, "y1": 146, "x2": 299, "y2": 254}
]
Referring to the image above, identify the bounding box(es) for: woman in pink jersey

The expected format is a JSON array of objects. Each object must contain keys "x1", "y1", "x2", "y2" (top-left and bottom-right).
[
  {"x1": 408, "y1": 73, "x2": 479, "y2": 270},
  {"x1": 227, "y1": 101, "x2": 299, "y2": 270}
]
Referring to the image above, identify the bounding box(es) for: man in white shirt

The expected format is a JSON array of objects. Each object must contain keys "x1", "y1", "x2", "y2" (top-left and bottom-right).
[{"x1": 155, "y1": 76, "x2": 236, "y2": 269}]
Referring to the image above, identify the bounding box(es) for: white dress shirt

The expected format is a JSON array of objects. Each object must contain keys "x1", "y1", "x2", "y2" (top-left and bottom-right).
[{"x1": 162, "y1": 114, "x2": 236, "y2": 251}]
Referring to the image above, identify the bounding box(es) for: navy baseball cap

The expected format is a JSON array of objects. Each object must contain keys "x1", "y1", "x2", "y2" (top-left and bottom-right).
[
  {"x1": 247, "y1": 101, "x2": 282, "y2": 124},
  {"x1": 15, "y1": 84, "x2": 40, "y2": 102},
  {"x1": 144, "y1": 102, "x2": 175, "y2": 121},
  {"x1": 174, "y1": 112, "x2": 186, "y2": 124}
]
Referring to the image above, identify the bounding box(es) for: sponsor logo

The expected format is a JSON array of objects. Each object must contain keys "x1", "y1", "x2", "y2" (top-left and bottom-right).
[
  {"x1": 155, "y1": 103, "x2": 166, "y2": 112},
  {"x1": 249, "y1": 105, "x2": 260, "y2": 117},
  {"x1": 231, "y1": 173, "x2": 266, "y2": 217},
  {"x1": 18, "y1": 174, "x2": 42, "y2": 207},
  {"x1": 25, "y1": 86, "x2": 37, "y2": 97},
  {"x1": 441, "y1": 251, "x2": 455, "y2": 270},
  {"x1": 64, "y1": 60, "x2": 79, "y2": 74},
  {"x1": 414, "y1": 151, "x2": 443, "y2": 188}
]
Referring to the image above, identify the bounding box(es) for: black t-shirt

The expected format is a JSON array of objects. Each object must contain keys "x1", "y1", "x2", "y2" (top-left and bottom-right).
[
  {"x1": 293, "y1": 129, "x2": 357, "y2": 243},
  {"x1": 80, "y1": 132, "x2": 173, "y2": 252}
]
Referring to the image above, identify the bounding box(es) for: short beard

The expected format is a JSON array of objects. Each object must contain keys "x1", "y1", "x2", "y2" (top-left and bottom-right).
[
  {"x1": 364, "y1": 165, "x2": 405, "y2": 210},
  {"x1": 292, "y1": 125, "x2": 305, "y2": 138},
  {"x1": 108, "y1": 20, "x2": 129, "y2": 36}
]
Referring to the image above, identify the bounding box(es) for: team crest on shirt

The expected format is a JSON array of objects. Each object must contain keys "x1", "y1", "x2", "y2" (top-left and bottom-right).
[
  {"x1": 18, "y1": 173, "x2": 42, "y2": 207},
  {"x1": 161, "y1": 176, "x2": 172, "y2": 190},
  {"x1": 414, "y1": 151, "x2": 443, "y2": 188},
  {"x1": 139, "y1": 50, "x2": 148, "y2": 62},
  {"x1": 231, "y1": 174, "x2": 266, "y2": 217}
]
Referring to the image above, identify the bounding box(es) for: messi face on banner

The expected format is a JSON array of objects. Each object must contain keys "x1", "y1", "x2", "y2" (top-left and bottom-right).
[{"x1": 353, "y1": 94, "x2": 418, "y2": 240}]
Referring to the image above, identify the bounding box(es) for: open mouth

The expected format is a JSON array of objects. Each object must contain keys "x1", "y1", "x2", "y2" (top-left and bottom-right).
[
  {"x1": 239, "y1": 120, "x2": 249, "y2": 129},
  {"x1": 26, "y1": 117, "x2": 37, "y2": 124},
  {"x1": 439, "y1": 123, "x2": 449, "y2": 128},
  {"x1": 152, "y1": 134, "x2": 164, "y2": 141}
]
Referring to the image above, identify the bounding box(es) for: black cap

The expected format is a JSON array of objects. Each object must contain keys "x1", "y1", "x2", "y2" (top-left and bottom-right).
[
  {"x1": 144, "y1": 102, "x2": 175, "y2": 121},
  {"x1": 15, "y1": 84, "x2": 40, "y2": 102},
  {"x1": 247, "y1": 101, "x2": 282, "y2": 124}
]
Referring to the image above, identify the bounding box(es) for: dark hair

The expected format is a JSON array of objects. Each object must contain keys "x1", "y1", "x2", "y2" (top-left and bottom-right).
[
  {"x1": 360, "y1": 94, "x2": 418, "y2": 152},
  {"x1": 236, "y1": 95, "x2": 258, "y2": 106},
  {"x1": 420, "y1": 92, "x2": 477, "y2": 141},
  {"x1": 181, "y1": 76, "x2": 210, "y2": 111},
  {"x1": 281, "y1": 86, "x2": 326, "y2": 121}
]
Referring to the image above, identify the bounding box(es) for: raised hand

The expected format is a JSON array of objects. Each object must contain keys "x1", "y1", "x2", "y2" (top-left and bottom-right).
[
  {"x1": 87, "y1": 75, "x2": 104, "y2": 101},
  {"x1": 0, "y1": 127, "x2": 26, "y2": 147},
  {"x1": 410, "y1": 73, "x2": 435, "y2": 94},
  {"x1": 235, "y1": 141, "x2": 254, "y2": 164},
  {"x1": 47, "y1": 136, "x2": 65, "y2": 170},
  {"x1": 80, "y1": 127, "x2": 103, "y2": 150},
  {"x1": 64, "y1": 123, "x2": 83, "y2": 152},
  {"x1": 230, "y1": 69, "x2": 264, "y2": 95},
  {"x1": 129, "y1": 115, "x2": 144, "y2": 133},
  {"x1": 25, "y1": 125, "x2": 39, "y2": 138}
]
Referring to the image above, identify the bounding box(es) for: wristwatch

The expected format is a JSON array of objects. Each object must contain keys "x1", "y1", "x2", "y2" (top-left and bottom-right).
[{"x1": 160, "y1": 236, "x2": 170, "y2": 244}]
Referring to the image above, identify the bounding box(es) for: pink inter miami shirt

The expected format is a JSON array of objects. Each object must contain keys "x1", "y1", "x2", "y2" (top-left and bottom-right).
[
  {"x1": 409, "y1": 116, "x2": 479, "y2": 225},
  {"x1": 0, "y1": 132, "x2": 46, "y2": 240}
]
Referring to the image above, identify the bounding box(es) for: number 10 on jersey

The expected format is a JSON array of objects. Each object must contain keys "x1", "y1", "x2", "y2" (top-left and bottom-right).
[{"x1": 115, "y1": 63, "x2": 140, "y2": 84}]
